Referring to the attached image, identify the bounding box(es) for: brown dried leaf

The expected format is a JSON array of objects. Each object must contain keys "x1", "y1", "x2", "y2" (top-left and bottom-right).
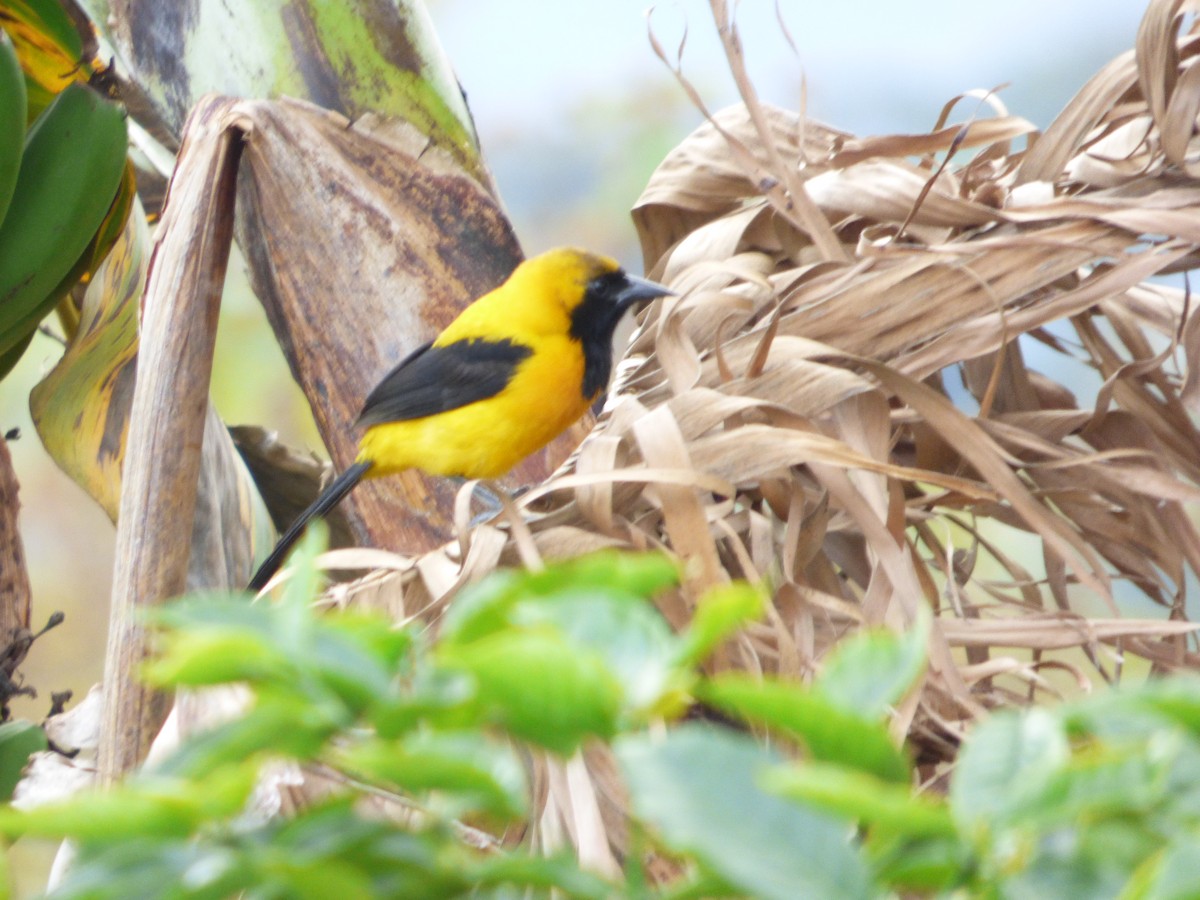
[{"x1": 314, "y1": 1, "x2": 1200, "y2": 847}]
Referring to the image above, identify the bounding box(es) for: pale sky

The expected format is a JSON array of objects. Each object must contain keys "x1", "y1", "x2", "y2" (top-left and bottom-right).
[
  {"x1": 433, "y1": 1, "x2": 1146, "y2": 134},
  {"x1": 430, "y1": 1, "x2": 1149, "y2": 254}
]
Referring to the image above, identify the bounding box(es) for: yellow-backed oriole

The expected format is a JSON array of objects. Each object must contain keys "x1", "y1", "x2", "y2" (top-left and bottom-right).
[{"x1": 248, "y1": 247, "x2": 671, "y2": 590}]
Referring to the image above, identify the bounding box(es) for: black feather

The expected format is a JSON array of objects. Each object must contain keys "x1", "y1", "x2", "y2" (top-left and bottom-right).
[
  {"x1": 248, "y1": 460, "x2": 373, "y2": 592},
  {"x1": 356, "y1": 337, "x2": 533, "y2": 427},
  {"x1": 571, "y1": 270, "x2": 668, "y2": 400},
  {"x1": 569, "y1": 273, "x2": 621, "y2": 400}
]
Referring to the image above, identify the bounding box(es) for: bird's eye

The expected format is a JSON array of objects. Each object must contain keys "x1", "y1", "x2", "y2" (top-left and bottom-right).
[{"x1": 588, "y1": 270, "x2": 627, "y2": 299}]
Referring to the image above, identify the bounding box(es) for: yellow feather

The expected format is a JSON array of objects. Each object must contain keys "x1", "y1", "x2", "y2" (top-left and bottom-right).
[
  {"x1": 249, "y1": 246, "x2": 668, "y2": 591},
  {"x1": 358, "y1": 331, "x2": 589, "y2": 478},
  {"x1": 434, "y1": 247, "x2": 620, "y2": 345},
  {"x1": 358, "y1": 247, "x2": 619, "y2": 478}
]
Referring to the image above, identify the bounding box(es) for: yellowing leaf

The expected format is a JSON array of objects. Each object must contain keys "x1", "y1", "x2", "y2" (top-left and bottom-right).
[{"x1": 0, "y1": 0, "x2": 92, "y2": 119}]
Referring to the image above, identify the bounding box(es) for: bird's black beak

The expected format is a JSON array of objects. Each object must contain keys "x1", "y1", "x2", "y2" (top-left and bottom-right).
[{"x1": 616, "y1": 274, "x2": 673, "y2": 312}]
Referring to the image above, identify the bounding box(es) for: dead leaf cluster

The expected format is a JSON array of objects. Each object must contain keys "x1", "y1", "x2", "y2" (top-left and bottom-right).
[
  {"x1": 86, "y1": 0, "x2": 1200, "y2": 875},
  {"x1": 329, "y1": 0, "x2": 1200, "y2": 783}
]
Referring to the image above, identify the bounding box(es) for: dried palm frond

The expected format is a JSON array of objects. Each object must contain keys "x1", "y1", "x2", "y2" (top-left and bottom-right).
[
  {"x1": 284, "y1": 0, "x2": 1200, "y2": 868},
  {"x1": 321, "y1": 0, "x2": 1200, "y2": 750}
]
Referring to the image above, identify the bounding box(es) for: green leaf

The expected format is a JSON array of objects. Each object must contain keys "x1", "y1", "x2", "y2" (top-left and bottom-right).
[
  {"x1": 1140, "y1": 678, "x2": 1200, "y2": 734},
  {"x1": 992, "y1": 735, "x2": 1178, "y2": 836},
  {"x1": 339, "y1": 731, "x2": 527, "y2": 821},
  {"x1": 0, "y1": 82, "x2": 127, "y2": 355},
  {"x1": 674, "y1": 582, "x2": 764, "y2": 667},
  {"x1": 0, "y1": 327, "x2": 33, "y2": 381},
  {"x1": 617, "y1": 725, "x2": 874, "y2": 900},
  {"x1": 1003, "y1": 818, "x2": 1156, "y2": 900},
  {"x1": 699, "y1": 674, "x2": 911, "y2": 783},
  {"x1": 437, "y1": 567, "x2": 525, "y2": 645},
  {"x1": 762, "y1": 761, "x2": 956, "y2": 839},
  {"x1": 249, "y1": 856, "x2": 378, "y2": 899},
  {"x1": 1156, "y1": 739, "x2": 1200, "y2": 825},
  {"x1": 142, "y1": 625, "x2": 289, "y2": 687},
  {"x1": 371, "y1": 666, "x2": 475, "y2": 738},
  {"x1": 510, "y1": 587, "x2": 679, "y2": 713},
  {"x1": 47, "y1": 841, "x2": 222, "y2": 900},
  {"x1": 441, "y1": 551, "x2": 678, "y2": 646},
  {"x1": 950, "y1": 707, "x2": 1069, "y2": 834},
  {"x1": 431, "y1": 554, "x2": 690, "y2": 750},
  {"x1": 469, "y1": 852, "x2": 615, "y2": 900},
  {"x1": 0, "y1": 769, "x2": 255, "y2": 841},
  {"x1": 302, "y1": 620, "x2": 409, "y2": 715},
  {"x1": 151, "y1": 697, "x2": 340, "y2": 780},
  {"x1": 276, "y1": 521, "x2": 329, "y2": 621},
  {"x1": 266, "y1": 802, "x2": 470, "y2": 897},
  {"x1": 1127, "y1": 834, "x2": 1200, "y2": 900},
  {"x1": 150, "y1": 578, "x2": 411, "y2": 718},
  {"x1": 148, "y1": 591, "x2": 282, "y2": 635},
  {"x1": 817, "y1": 607, "x2": 928, "y2": 719},
  {"x1": 437, "y1": 629, "x2": 622, "y2": 755},
  {"x1": 0, "y1": 719, "x2": 47, "y2": 800},
  {"x1": 868, "y1": 832, "x2": 975, "y2": 893},
  {"x1": 1067, "y1": 677, "x2": 1200, "y2": 744}
]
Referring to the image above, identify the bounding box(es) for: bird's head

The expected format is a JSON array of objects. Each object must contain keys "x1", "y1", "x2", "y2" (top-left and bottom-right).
[
  {"x1": 514, "y1": 246, "x2": 672, "y2": 340},
  {"x1": 508, "y1": 247, "x2": 672, "y2": 399}
]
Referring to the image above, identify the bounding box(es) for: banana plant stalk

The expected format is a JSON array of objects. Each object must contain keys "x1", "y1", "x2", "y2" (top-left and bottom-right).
[{"x1": 100, "y1": 98, "x2": 244, "y2": 780}]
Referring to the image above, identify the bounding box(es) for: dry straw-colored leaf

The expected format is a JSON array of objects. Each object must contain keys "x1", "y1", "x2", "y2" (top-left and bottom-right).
[
  {"x1": 327, "y1": 1, "x2": 1200, "y2": 756},
  {"x1": 228, "y1": 0, "x2": 1200, "y2": 871}
]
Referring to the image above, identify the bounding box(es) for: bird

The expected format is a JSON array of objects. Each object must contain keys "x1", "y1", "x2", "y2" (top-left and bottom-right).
[{"x1": 247, "y1": 247, "x2": 672, "y2": 592}]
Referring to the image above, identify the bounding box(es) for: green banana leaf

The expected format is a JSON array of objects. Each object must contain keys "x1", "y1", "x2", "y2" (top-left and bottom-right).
[
  {"x1": 78, "y1": 0, "x2": 486, "y2": 182},
  {"x1": 0, "y1": 329, "x2": 31, "y2": 379},
  {"x1": 0, "y1": 29, "x2": 25, "y2": 224},
  {"x1": 0, "y1": 7, "x2": 134, "y2": 381},
  {"x1": 0, "y1": 82, "x2": 130, "y2": 377},
  {"x1": 42, "y1": 160, "x2": 140, "y2": 351}
]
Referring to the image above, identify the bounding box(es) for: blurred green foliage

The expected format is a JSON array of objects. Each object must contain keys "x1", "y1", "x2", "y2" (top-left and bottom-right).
[{"x1": 2, "y1": 539, "x2": 1199, "y2": 897}]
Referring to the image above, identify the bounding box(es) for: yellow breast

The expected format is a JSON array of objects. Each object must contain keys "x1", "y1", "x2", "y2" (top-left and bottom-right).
[{"x1": 356, "y1": 332, "x2": 589, "y2": 479}]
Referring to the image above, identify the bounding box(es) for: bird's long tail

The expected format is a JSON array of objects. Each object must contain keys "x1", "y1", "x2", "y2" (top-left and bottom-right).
[{"x1": 248, "y1": 460, "x2": 373, "y2": 592}]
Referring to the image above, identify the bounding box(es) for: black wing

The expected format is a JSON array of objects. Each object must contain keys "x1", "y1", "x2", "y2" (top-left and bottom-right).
[{"x1": 355, "y1": 337, "x2": 532, "y2": 428}]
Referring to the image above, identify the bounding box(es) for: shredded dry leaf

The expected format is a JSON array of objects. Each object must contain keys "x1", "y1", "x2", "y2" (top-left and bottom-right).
[{"x1": 255, "y1": 0, "x2": 1200, "y2": 871}]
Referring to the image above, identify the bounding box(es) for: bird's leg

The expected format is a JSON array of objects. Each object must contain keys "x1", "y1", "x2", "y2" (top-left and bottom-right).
[
  {"x1": 471, "y1": 479, "x2": 507, "y2": 512},
  {"x1": 447, "y1": 477, "x2": 507, "y2": 528}
]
